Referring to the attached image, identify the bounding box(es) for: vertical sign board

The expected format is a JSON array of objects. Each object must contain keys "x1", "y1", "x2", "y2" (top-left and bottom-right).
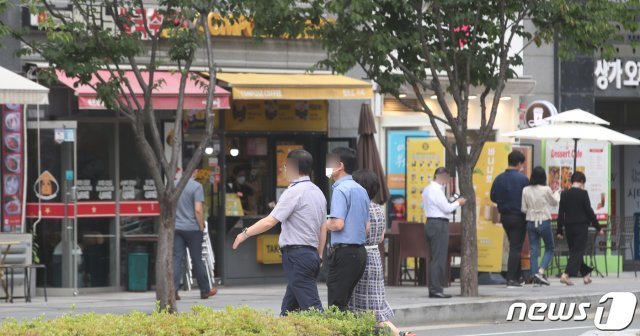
[
  {"x1": 544, "y1": 140, "x2": 610, "y2": 221},
  {"x1": 1, "y1": 104, "x2": 25, "y2": 232},
  {"x1": 474, "y1": 142, "x2": 511, "y2": 272},
  {"x1": 386, "y1": 130, "x2": 430, "y2": 222},
  {"x1": 405, "y1": 137, "x2": 445, "y2": 223}
]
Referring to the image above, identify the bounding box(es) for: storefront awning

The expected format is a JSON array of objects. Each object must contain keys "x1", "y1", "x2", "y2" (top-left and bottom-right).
[
  {"x1": 215, "y1": 73, "x2": 373, "y2": 100},
  {"x1": 57, "y1": 70, "x2": 230, "y2": 110},
  {"x1": 0, "y1": 66, "x2": 49, "y2": 105}
]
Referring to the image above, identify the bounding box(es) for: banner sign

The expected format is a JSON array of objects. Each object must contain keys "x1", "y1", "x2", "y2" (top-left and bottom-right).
[
  {"x1": 474, "y1": 142, "x2": 511, "y2": 272},
  {"x1": 226, "y1": 100, "x2": 328, "y2": 132},
  {"x1": 405, "y1": 137, "x2": 445, "y2": 223},
  {"x1": 1, "y1": 104, "x2": 25, "y2": 232},
  {"x1": 544, "y1": 140, "x2": 610, "y2": 220}
]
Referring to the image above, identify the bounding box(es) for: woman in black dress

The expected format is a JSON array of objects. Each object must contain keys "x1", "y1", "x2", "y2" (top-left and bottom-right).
[{"x1": 556, "y1": 172, "x2": 604, "y2": 286}]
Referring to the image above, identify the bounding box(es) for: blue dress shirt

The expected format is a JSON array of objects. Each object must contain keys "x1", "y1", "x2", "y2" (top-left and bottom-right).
[{"x1": 328, "y1": 175, "x2": 370, "y2": 246}]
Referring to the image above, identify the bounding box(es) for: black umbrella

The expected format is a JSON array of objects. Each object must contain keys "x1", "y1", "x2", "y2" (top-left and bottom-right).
[{"x1": 357, "y1": 103, "x2": 390, "y2": 204}]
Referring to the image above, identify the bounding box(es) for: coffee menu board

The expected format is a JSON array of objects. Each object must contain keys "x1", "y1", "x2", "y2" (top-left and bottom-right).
[
  {"x1": 405, "y1": 137, "x2": 445, "y2": 223},
  {"x1": 1, "y1": 104, "x2": 24, "y2": 232}
]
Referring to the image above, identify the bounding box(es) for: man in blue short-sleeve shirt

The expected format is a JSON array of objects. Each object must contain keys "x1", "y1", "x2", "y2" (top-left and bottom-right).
[{"x1": 324, "y1": 147, "x2": 369, "y2": 311}]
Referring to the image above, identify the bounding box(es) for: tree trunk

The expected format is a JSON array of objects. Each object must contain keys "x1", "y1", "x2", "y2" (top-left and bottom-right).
[
  {"x1": 156, "y1": 198, "x2": 177, "y2": 312},
  {"x1": 457, "y1": 162, "x2": 479, "y2": 297}
]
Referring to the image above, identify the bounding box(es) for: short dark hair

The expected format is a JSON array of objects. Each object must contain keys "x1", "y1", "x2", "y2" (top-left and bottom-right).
[
  {"x1": 508, "y1": 150, "x2": 526, "y2": 167},
  {"x1": 352, "y1": 169, "x2": 379, "y2": 200},
  {"x1": 571, "y1": 171, "x2": 586, "y2": 184},
  {"x1": 529, "y1": 166, "x2": 547, "y2": 186},
  {"x1": 287, "y1": 149, "x2": 313, "y2": 175},
  {"x1": 330, "y1": 147, "x2": 358, "y2": 174},
  {"x1": 433, "y1": 167, "x2": 450, "y2": 179}
]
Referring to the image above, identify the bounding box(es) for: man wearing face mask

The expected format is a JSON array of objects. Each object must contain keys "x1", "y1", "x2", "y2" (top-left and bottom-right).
[
  {"x1": 232, "y1": 149, "x2": 326, "y2": 315},
  {"x1": 324, "y1": 147, "x2": 370, "y2": 311}
]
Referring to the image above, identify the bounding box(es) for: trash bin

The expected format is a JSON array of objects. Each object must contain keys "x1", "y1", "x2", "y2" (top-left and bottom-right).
[{"x1": 128, "y1": 251, "x2": 149, "y2": 291}]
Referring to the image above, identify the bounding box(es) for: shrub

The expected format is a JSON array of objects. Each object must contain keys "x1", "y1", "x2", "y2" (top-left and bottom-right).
[{"x1": 0, "y1": 306, "x2": 383, "y2": 336}]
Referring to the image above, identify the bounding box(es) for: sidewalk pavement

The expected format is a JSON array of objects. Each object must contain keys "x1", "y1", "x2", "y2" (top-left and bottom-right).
[{"x1": 0, "y1": 272, "x2": 637, "y2": 327}]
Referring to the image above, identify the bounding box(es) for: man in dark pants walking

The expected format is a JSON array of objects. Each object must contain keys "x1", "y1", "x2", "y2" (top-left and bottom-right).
[
  {"x1": 324, "y1": 147, "x2": 370, "y2": 311},
  {"x1": 173, "y1": 171, "x2": 218, "y2": 300},
  {"x1": 233, "y1": 149, "x2": 326, "y2": 315},
  {"x1": 422, "y1": 167, "x2": 466, "y2": 298},
  {"x1": 490, "y1": 150, "x2": 529, "y2": 288}
]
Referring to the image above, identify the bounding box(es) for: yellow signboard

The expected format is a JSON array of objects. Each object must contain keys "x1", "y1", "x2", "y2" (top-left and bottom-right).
[
  {"x1": 473, "y1": 142, "x2": 511, "y2": 272},
  {"x1": 256, "y1": 234, "x2": 282, "y2": 264},
  {"x1": 225, "y1": 193, "x2": 244, "y2": 216},
  {"x1": 226, "y1": 100, "x2": 328, "y2": 132},
  {"x1": 405, "y1": 138, "x2": 445, "y2": 223}
]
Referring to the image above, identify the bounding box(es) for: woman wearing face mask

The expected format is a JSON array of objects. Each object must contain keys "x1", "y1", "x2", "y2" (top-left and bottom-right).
[
  {"x1": 556, "y1": 171, "x2": 604, "y2": 286},
  {"x1": 226, "y1": 166, "x2": 254, "y2": 213}
]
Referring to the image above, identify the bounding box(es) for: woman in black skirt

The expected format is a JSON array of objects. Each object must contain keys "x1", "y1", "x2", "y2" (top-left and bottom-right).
[{"x1": 556, "y1": 171, "x2": 604, "y2": 286}]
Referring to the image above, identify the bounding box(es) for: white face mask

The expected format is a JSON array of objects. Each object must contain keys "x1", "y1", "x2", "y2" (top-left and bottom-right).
[
  {"x1": 325, "y1": 167, "x2": 333, "y2": 179},
  {"x1": 236, "y1": 176, "x2": 246, "y2": 185}
]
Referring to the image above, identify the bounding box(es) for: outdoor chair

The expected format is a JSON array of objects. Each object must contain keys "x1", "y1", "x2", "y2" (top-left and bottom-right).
[
  {"x1": 617, "y1": 216, "x2": 638, "y2": 278},
  {"x1": 396, "y1": 222, "x2": 428, "y2": 286}
]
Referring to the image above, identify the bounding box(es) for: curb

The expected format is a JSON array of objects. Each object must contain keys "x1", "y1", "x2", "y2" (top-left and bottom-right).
[{"x1": 393, "y1": 290, "x2": 640, "y2": 326}]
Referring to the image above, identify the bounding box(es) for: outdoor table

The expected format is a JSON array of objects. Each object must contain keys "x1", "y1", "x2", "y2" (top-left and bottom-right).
[{"x1": 0, "y1": 241, "x2": 21, "y2": 302}]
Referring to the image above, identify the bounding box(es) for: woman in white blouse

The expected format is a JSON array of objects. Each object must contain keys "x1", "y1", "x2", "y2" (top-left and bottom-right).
[{"x1": 521, "y1": 167, "x2": 560, "y2": 286}]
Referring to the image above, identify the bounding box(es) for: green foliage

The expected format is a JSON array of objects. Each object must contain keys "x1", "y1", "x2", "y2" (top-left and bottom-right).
[{"x1": 0, "y1": 306, "x2": 379, "y2": 336}]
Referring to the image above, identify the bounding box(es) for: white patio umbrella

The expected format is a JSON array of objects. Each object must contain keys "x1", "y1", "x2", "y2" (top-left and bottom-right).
[
  {"x1": 0, "y1": 66, "x2": 49, "y2": 104},
  {"x1": 503, "y1": 108, "x2": 640, "y2": 170}
]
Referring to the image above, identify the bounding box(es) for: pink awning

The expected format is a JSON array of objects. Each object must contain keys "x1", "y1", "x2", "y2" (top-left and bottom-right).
[{"x1": 57, "y1": 70, "x2": 230, "y2": 110}]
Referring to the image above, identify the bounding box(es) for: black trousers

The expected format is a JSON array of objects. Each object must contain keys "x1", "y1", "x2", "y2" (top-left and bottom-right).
[
  {"x1": 501, "y1": 213, "x2": 526, "y2": 282},
  {"x1": 565, "y1": 224, "x2": 593, "y2": 277},
  {"x1": 281, "y1": 246, "x2": 323, "y2": 316},
  {"x1": 326, "y1": 245, "x2": 367, "y2": 311},
  {"x1": 173, "y1": 230, "x2": 210, "y2": 294},
  {"x1": 425, "y1": 218, "x2": 449, "y2": 294}
]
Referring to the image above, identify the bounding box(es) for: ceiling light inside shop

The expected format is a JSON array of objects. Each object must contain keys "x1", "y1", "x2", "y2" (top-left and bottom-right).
[
  {"x1": 398, "y1": 93, "x2": 407, "y2": 98},
  {"x1": 205, "y1": 146, "x2": 214, "y2": 155},
  {"x1": 230, "y1": 148, "x2": 239, "y2": 157},
  {"x1": 469, "y1": 95, "x2": 477, "y2": 100},
  {"x1": 500, "y1": 96, "x2": 512, "y2": 101},
  {"x1": 430, "y1": 95, "x2": 438, "y2": 99}
]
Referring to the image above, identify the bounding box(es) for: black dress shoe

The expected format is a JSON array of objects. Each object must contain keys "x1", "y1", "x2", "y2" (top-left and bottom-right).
[{"x1": 429, "y1": 292, "x2": 452, "y2": 299}]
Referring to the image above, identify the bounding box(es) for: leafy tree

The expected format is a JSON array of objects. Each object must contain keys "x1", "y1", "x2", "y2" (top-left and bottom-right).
[
  {"x1": 246, "y1": 0, "x2": 640, "y2": 296},
  {"x1": 18, "y1": 0, "x2": 241, "y2": 311}
]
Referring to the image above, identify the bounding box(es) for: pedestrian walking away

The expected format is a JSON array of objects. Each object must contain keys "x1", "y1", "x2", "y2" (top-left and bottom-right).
[
  {"x1": 173, "y1": 169, "x2": 218, "y2": 300},
  {"x1": 233, "y1": 149, "x2": 326, "y2": 316},
  {"x1": 521, "y1": 166, "x2": 560, "y2": 286},
  {"x1": 422, "y1": 167, "x2": 465, "y2": 299},
  {"x1": 556, "y1": 171, "x2": 604, "y2": 286},
  {"x1": 350, "y1": 169, "x2": 416, "y2": 336},
  {"x1": 324, "y1": 147, "x2": 369, "y2": 311},
  {"x1": 490, "y1": 150, "x2": 529, "y2": 288}
]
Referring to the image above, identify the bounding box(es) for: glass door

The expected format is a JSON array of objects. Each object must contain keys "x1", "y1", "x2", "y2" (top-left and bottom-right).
[{"x1": 26, "y1": 121, "x2": 79, "y2": 294}]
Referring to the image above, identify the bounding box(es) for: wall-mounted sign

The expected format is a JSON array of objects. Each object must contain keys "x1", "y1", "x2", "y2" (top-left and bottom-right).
[
  {"x1": 143, "y1": 179, "x2": 157, "y2": 200},
  {"x1": 524, "y1": 100, "x2": 557, "y2": 128},
  {"x1": 256, "y1": 234, "x2": 282, "y2": 264},
  {"x1": 96, "y1": 180, "x2": 115, "y2": 200},
  {"x1": 76, "y1": 180, "x2": 92, "y2": 200},
  {"x1": 1, "y1": 104, "x2": 25, "y2": 231},
  {"x1": 226, "y1": 100, "x2": 328, "y2": 132},
  {"x1": 34, "y1": 170, "x2": 58, "y2": 201},
  {"x1": 120, "y1": 180, "x2": 137, "y2": 200}
]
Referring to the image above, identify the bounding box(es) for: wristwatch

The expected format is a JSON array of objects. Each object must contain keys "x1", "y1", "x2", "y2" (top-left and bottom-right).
[{"x1": 241, "y1": 227, "x2": 250, "y2": 239}]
